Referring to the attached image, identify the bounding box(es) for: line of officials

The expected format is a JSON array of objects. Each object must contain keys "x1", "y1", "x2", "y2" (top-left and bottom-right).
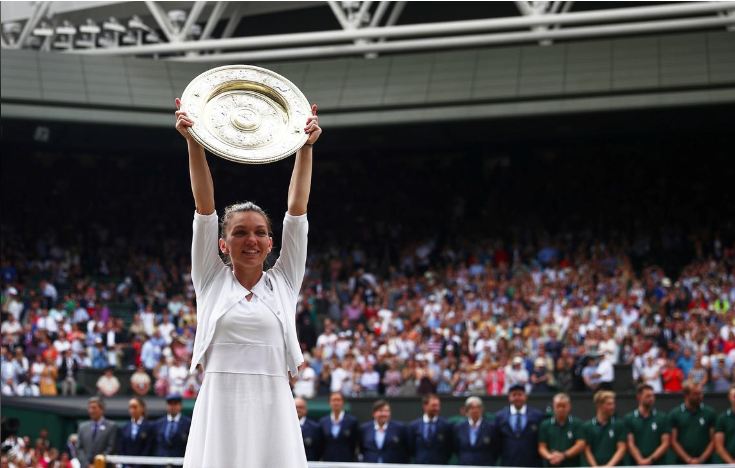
[{"x1": 297, "y1": 383, "x2": 735, "y2": 466}]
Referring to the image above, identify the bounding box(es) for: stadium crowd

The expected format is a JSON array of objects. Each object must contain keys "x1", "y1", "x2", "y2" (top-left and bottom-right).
[{"x1": 1, "y1": 133, "x2": 734, "y2": 466}]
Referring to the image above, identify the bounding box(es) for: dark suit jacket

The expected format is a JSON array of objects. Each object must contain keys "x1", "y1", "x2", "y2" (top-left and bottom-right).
[
  {"x1": 493, "y1": 406, "x2": 545, "y2": 467},
  {"x1": 58, "y1": 357, "x2": 79, "y2": 380},
  {"x1": 153, "y1": 415, "x2": 191, "y2": 457},
  {"x1": 454, "y1": 418, "x2": 496, "y2": 466},
  {"x1": 359, "y1": 420, "x2": 409, "y2": 463},
  {"x1": 319, "y1": 413, "x2": 360, "y2": 461},
  {"x1": 117, "y1": 419, "x2": 156, "y2": 467},
  {"x1": 301, "y1": 418, "x2": 323, "y2": 461},
  {"x1": 408, "y1": 417, "x2": 453, "y2": 464},
  {"x1": 77, "y1": 418, "x2": 118, "y2": 467}
]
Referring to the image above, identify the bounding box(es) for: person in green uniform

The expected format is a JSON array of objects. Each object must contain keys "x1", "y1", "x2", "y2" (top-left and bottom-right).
[
  {"x1": 625, "y1": 383, "x2": 670, "y2": 465},
  {"x1": 714, "y1": 384, "x2": 735, "y2": 464},
  {"x1": 670, "y1": 381, "x2": 716, "y2": 464},
  {"x1": 583, "y1": 390, "x2": 626, "y2": 466},
  {"x1": 538, "y1": 393, "x2": 586, "y2": 467}
]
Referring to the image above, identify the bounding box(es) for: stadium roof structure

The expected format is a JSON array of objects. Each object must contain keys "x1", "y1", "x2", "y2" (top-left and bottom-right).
[{"x1": 1, "y1": 1, "x2": 734, "y2": 62}]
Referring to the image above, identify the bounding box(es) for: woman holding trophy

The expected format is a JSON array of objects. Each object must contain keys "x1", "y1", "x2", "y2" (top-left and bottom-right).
[{"x1": 174, "y1": 78, "x2": 320, "y2": 467}]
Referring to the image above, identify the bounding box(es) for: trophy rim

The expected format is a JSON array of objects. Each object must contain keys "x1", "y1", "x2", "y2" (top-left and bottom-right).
[{"x1": 180, "y1": 64, "x2": 310, "y2": 165}]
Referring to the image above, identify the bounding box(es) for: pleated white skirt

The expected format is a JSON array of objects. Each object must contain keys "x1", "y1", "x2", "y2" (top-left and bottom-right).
[{"x1": 183, "y1": 372, "x2": 308, "y2": 468}]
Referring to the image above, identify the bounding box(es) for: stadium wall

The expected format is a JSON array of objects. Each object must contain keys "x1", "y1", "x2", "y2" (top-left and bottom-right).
[{"x1": 2, "y1": 31, "x2": 733, "y2": 127}]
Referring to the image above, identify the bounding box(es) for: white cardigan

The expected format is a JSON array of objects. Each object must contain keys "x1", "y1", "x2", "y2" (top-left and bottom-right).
[{"x1": 189, "y1": 211, "x2": 306, "y2": 377}]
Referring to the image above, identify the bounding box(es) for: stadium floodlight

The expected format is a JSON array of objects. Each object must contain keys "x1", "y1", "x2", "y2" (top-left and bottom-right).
[
  {"x1": 100, "y1": 17, "x2": 126, "y2": 48},
  {"x1": 32, "y1": 20, "x2": 54, "y2": 51},
  {"x1": 168, "y1": 9, "x2": 187, "y2": 35},
  {"x1": 2, "y1": 22, "x2": 22, "y2": 46},
  {"x1": 76, "y1": 19, "x2": 101, "y2": 49},
  {"x1": 145, "y1": 31, "x2": 161, "y2": 44},
  {"x1": 53, "y1": 20, "x2": 77, "y2": 50},
  {"x1": 128, "y1": 15, "x2": 153, "y2": 46}
]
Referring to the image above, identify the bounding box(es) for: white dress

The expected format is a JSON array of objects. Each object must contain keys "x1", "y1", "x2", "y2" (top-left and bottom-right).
[{"x1": 184, "y1": 286, "x2": 307, "y2": 468}]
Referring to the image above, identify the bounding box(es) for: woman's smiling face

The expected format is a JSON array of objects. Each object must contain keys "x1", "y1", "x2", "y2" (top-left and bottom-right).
[{"x1": 220, "y1": 211, "x2": 272, "y2": 270}]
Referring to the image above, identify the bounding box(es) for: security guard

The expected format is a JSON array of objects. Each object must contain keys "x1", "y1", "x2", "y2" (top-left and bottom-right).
[
  {"x1": 538, "y1": 393, "x2": 585, "y2": 467},
  {"x1": 625, "y1": 384, "x2": 670, "y2": 465},
  {"x1": 670, "y1": 381, "x2": 716, "y2": 464},
  {"x1": 582, "y1": 390, "x2": 626, "y2": 466}
]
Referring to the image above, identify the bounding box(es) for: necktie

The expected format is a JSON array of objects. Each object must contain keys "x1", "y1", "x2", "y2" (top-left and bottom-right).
[
  {"x1": 92, "y1": 422, "x2": 99, "y2": 440},
  {"x1": 514, "y1": 413, "x2": 521, "y2": 434},
  {"x1": 423, "y1": 421, "x2": 431, "y2": 441},
  {"x1": 470, "y1": 423, "x2": 479, "y2": 446},
  {"x1": 376, "y1": 428, "x2": 385, "y2": 449},
  {"x1": 165, "y1": 419, "x2": 175, "y2": 442},
  {"x1": 331, "y1": 421, "x2": 340, "y2": 438},
  {"x1": 131, "y1": 422, "x2": 139, "y2": 439}
]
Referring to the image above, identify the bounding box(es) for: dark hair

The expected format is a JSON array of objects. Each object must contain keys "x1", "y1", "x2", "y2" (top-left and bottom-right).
[
  {"x1": 636, "y1": 383, "x2": 654, "y2": 394},
  {"x1": 372, "y1": 399, "x2": 390, "y2": 413},
  {"x1": 129, "y1": 396, "x2": 147, "y2": 415},
  {"x1": 422, "y1": 393, "x2": 439, "y2": 406}
]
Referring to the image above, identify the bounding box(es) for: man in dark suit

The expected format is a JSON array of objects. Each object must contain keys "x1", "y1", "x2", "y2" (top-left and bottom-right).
[
  {"x1": 319, "y1": 392, "x2": 359, "y2": 461},
  {"x1": 408, "y1": 393, "x2": 453, "y2": 464},
  {"x1": 154, "y1": 394, "x2": 191, "y2": 463},
  {"x1": 454, "y1": 396, "x2": 496, "y2": 465},
  {"x1": 359, "y1": 399, "x2": 409, "y2": 463},
  {"x1": 117, "y1": 397, "x2": 156, "y2": 468},
  {"x1": 296, "y1": 397, "x2": 323, "y2": 461},
  {"x1": 58, "y1": 349, "x2": 79, "y2": 396},
  {"x1": 77, "y1": 397, "x2": 118, "y2": 468},
  {"x1": 493, "y1": 383, "x2": 545, "y2": 467}
]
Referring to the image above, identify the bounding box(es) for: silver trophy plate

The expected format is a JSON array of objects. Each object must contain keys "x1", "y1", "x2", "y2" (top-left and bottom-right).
[{"x1": 180, "y1": 65, "x2": 311, "y2": 164}]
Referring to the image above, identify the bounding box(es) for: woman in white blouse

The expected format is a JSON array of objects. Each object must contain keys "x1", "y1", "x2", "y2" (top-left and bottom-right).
[{"x1": 174, "y1": 97, "x2": 321, "y2": 468}]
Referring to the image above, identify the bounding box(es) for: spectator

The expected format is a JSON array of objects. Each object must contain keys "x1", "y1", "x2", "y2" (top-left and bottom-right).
[
  {"x1": 504, "y1": 356, "x2": 529, "y2": 394},
  {"x1": 485, "y1": 360, "x2": 505, "y2": 396},
  {"x1": 710, "y1": 354, "x2": 732, "y2": 393},
  {"x1": 130, "y1": 365, "x2": 152, "y2": 396},
  {"x1": 38, "y1": 356, "x2": 58, "y2": 396},
  {"x1": 661, "y1": 357, "x2": 684, "y2": 393},
  {"x1": 530, "y1": 357, "x2": 553, "y2": 394},
  {"x1": 641, "y1": 355, "x2": 663, "y2": 394},
  {"x1": 58, "y1": 349, "x2": 79, "y2": 396},
  {"x1": 15, "y1": 374, "x2": 40, "y2": 397},
  {"x1": 96, "y1": 366, "x2": 120, "y2": 397}
]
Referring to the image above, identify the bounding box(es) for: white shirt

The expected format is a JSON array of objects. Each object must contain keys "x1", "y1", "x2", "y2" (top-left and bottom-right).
[
  {"x1": 596, "y1": 358, "x2": 615, "y2": 382},
  {"x1": 422, "y1": 414, "x2": 439, "y2": 424},
  {"x1": 293, "y1": 366, "x2": 317, "y2": 399}
]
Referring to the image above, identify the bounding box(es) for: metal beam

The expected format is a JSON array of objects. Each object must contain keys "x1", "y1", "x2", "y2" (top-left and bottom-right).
[
  {"x1": 167, "y1": 15, "x2": 735, "y2": 63},
  {"x1": 15, "y1": 1, "x2": 51, "y2": 49},
  {"x1": 178, "y1": 1, "x2": 206, "y2": 40},
  {"x1": 384, "y1": 0, "x2": 406, "y2": 27},
  {"x1": 220, "y1": 2, "x2": 242, "y2": 38},
  {"x1": 354, "y1": 1, "x2": 373, "y2": 27},
  {"x1": 144, "y1": 0, "x2": 175, "y2": 42},
  {"x1": 200, "y1": 1, "x2": 228, "y2": 40},
  {"x1": 369, "y1": 1, "x2": 391, "y2": 28},
  {"x1": 68, "y1": 1, "x2": 735, "y2": 56},
  {"x1": 327, "y1": 1, "x2": 352, "y2": 29}
]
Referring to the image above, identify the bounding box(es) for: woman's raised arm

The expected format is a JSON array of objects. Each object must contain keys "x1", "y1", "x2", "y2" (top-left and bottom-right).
[
  {"x1": 287, "y1": 104, "x2": 321, "y2": 216},
  {"x1": 175, "y1": 97, "x2": 215, "y2": 215}
]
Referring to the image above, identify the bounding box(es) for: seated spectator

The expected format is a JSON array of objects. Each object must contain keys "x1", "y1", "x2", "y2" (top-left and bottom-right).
[
  {"x1": 96, "y1": 366, "x2": 120, "y2": 397},
  {"x1": 130, "y1": 365, "x2": 152, "y2": 396}
]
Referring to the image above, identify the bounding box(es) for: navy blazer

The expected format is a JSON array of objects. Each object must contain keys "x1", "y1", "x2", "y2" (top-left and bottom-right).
[
  {"x1": 359, "y1": 421, "x2": 409, "y2": 463},
  {"x1": 454, "y1": 418, "x2": 496, "y2": 466},
  {"x1": 493, "y1": 406, "x2": 545, "y2": 467},
  {"x1": 153, "y1": 415, "x2": 191, "y2": 457},
  {"x1": 408, "y1": 417, "x2": 453, "y2": 464},
  {"x1": 319, "y1": 413, "x2": 360, "y2": 462},
  {"x1": 301, "y1": 418, "x2": 323, "y2": 461},
  {"x1": 117, "y1": 419, "x2": 156, "y2": 466}
]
